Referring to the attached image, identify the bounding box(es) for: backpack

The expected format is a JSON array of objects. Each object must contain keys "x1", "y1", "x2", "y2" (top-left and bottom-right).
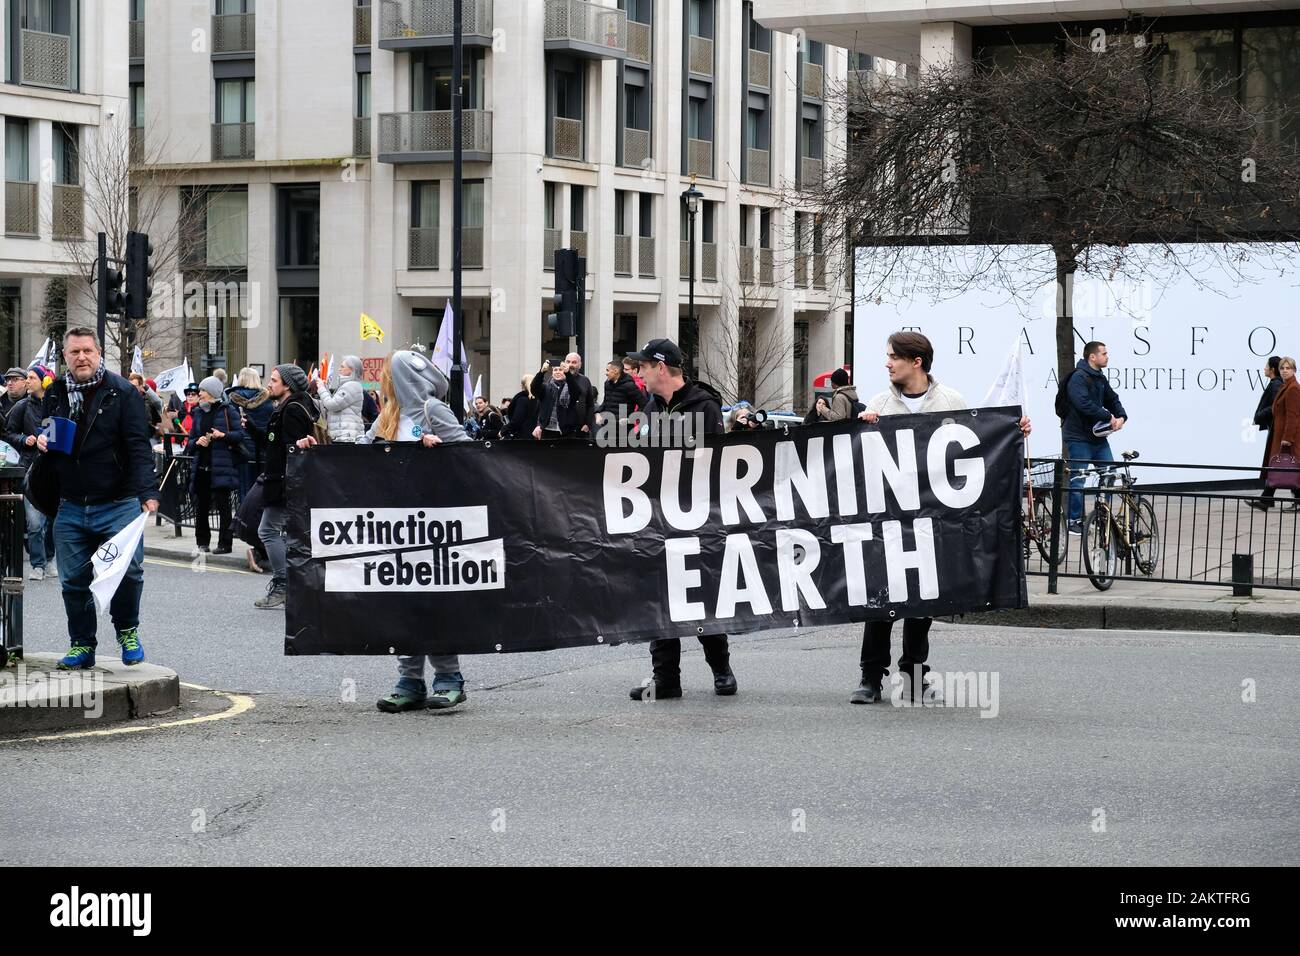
[
  {"x1": 853, "y1": 398, "x2": 867, "y2": 416},
  {"x1": 1054, "y1": 369, "x2": 1079, "y2": 421}
]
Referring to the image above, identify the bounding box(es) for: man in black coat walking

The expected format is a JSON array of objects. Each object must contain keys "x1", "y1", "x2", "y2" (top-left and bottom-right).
[
  {"x1": 625, "y1": 338, "x2": 736, "y2": 701},
  {"x1": 595, "y1": 359, "x2": 647, "y2": 439},
  {"x1": 33, "y1": 329, "x2": 159, "y2": 669}
]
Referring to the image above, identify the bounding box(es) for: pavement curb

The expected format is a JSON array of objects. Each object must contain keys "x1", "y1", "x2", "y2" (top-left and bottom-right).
[
  {"x1": 951, "y1": 601, "x2": 1299, "y2": 636},
  {"x1": 0, "y1": 654, "x2": 181, "y2": 735},
  {"x1": 144, "y1": 544, "x2": 251, "y2": 572}
]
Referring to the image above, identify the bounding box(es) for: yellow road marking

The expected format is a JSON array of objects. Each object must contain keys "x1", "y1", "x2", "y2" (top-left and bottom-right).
[
  {"x1": 144, "y1": 556, "x2": 251, "y2": 574},
  {"x1": 0, "y1": 682, "x2": 255, "y2": 745}
]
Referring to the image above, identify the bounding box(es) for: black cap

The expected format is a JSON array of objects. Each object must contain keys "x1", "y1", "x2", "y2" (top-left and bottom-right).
[
  {"x1": 627, "y1": 338, "x2": 684, "y2": 368},
  {"x1": 184, "y1": 382, "x2": 200, "y2": 394}
]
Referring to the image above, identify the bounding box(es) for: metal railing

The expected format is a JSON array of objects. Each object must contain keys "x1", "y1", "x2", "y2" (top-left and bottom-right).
[
  {"x1": 614, "y1": 234, "x2": 632, "y2": 276},
  {"x1": 408, "y1": 226, "x2": 439, "y2": 269},
  {"x1": 758, "y1": 247, "x2": 774, "y2": 285},
  {"x1": 129, "y1": 127, "x2": 144, "y2": 164},
  {"x1": 543, "y1": 227, "x2": 561, "y2": 269},
  {"x1": 378, "y1": 109, "x2": 492, "y2": 157},
  {"x1": 1026, "y1": 457, "x2": 1300, "y2": 593},
  {"x1": 626, "y1": 18, "x2": 651, "y2": 63},
  {"x1": 800, "y1": 156, "x2": 823, "y2": 188},
  {"x1": 802, "y1": 61, "x2": 824, "y2": 99},
  {"x1": 380, "y1": 0, "x2": 492, "y2": 43},
  {"x1": 679, "y1": 239, "x2": 691, "y2": 280},
  {"x1": 212, "y1": 12, "x2": 255, "y2": 54},
  {"x1": 20, "y1": 29, "x2": 71, "y2": 89},
  {"x1": 749, "y1": 49, "x2": 770, "y2": 88},
  {"x1": 4, "y1": 182, "x2": 38, "y2": 237},
  {"x1": 811, "y1": 252, "x2": 826, "y2": 289},
  {"x1": 544, "y1": 0, "x2": 626, "y2": 55},
  {"x1": 552, "y1": 116, "x2": 584, "y2": 161},
  {"x1": 701, "y1": 241, "x2": 717, "y2": 281},
  {"x1": 638, "y1": 235, "x2": 655, "y2": 277},
  {"x1": 353, "y1": 116, "x2": 371, "y2": 156},
  {"x1": 1, "y1": 467, "x2": 27, "y2": 665},
  {"x1": 130, "y1": 19, "x2": 145, "y2": 59},
  {"x1": 739, "y1": 244, "x2": 754, "y2": 284},
  {"x1": 212, "y1": 122, "x2": 255, "y2": 161},
  {"x1": 570, "y1": 229, "x2": 588, "y2": 259},
  {"x1": 355, "y1": 3, "x2": 372, "y2": 45},
  {"x1": 52, "y1": 184, "x2": 84, "y2": 240},
  {"x1": 687, "y1": 138, "x2": 712, "y2": 178},
  {"x1": 745, "y1": 147, "x2": 770, "y2": 187},
  {"x1": 688, "y1": 34, "x2": 713, "y2": 76},
  {"x1": 462, "y1": 226, "x2": 484, "y2": 268},
  {"x1": 623, "y1": 127, "x2": 650, "y2": 168},
  {"x1": 794, "y1": 251, "x2": 809, "y2": 286},
  {"x1": 156, "y1": 437, "x2": 245, "y2": 536}
]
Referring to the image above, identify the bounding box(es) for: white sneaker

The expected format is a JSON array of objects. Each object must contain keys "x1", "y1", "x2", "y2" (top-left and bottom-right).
[{"x1": 28, "y1": 568, "x2": 44, "y2": 581}]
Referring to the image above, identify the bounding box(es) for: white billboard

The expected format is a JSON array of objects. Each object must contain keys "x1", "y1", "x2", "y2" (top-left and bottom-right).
[{"x1": 853, "y1": 243, "x2": 1300, "y2": 483}]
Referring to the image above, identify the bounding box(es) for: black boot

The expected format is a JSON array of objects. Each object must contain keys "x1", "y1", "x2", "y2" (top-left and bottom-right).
[
  {"x1": 712, "y1": 667, "x2": 738, "y2": 696},
  {"x1": 629, "y1": 679, "x2": 682, "y2": 701},
  {"x1": 850, "y1": 672, "x2": 883, "y2": 705}
]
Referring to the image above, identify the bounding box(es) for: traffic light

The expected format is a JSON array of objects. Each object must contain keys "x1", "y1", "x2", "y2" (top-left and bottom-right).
[
  {"x1": 548, "y1": 247, "x2": 580, "y2": 338},
  {"x1": 98, "y1": 248, "x2": 125, "y2": 317},
  {"x1": 125, "y1": 231, "x2": 154, "y2": 320}
]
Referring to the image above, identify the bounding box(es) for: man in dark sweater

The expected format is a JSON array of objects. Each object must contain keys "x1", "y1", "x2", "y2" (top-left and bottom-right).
[
  {"x1": 625, "y1": 338, "x2": 736, "y2": 701},
  {"x1": 33, "y1": 328, "x2": 159, "y2": 669}
]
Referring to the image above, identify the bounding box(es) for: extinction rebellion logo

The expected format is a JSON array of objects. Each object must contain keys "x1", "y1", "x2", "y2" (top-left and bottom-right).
[{"x1": 310, "y1": 507, "x2": 505, "y2": 593}]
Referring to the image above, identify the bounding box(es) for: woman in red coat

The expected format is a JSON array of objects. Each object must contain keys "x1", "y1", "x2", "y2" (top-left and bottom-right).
[{"x1": 1263, "y1": 357, "x2": 1300, "y2": 509}]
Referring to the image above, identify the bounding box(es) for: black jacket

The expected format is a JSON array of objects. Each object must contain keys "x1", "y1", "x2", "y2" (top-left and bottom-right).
[
  {"x1": 597, "y1": 372, "x2": 647, "y2": 421},
  {"x1": 1255, "y1": 377, "x2": 1283, "y2": 431},
  {"x1": 535, "y1": 372, "x2": 589, "y2": 435},
  {"x1": 4, "y1": 394, "x2": 44, "y2": 467},
  {"x1": 642, "y1": 379, "x2": 726, "y2": 436},
  {"x1": 1063, "y1": 360, "x2": 1128, "y2": 444},
  {"x1": 246, "y1": 391, "x2": 318, "y2": 505},
  {"x1": 40, "y1": 371, "x2": 159, "y2": 505},
  {"x1": 502, "y1": 390, "x2": 536, "y2": 439}
]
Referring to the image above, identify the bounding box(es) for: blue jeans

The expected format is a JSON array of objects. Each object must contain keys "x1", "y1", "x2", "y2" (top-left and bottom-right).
[
  {"x1": 54, "y1": 497, "x2": 146, "y2": 649},
  {"x1": 396, "y1": 656, "x2": 463, "y2": 697},
  {"x1": 1067, "y1": 439, "x2": 1114, "y2": 523},
  {"x1": 24, "y1": 498, "x2": 55, "y2": 569}
]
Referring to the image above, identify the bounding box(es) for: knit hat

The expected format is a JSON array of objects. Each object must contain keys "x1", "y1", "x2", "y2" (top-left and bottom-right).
[
  {"x1": 275, "y1": 363, "x2": 309, "y2": 393},
  {"x1": 198, "y1": 375, "x2": 225, "y2": 402},
  {"x1": 145, "y1": 378, "x2": 157, "y2": 391},
  {"x1": 29, "y1": 364, "x2": 53, "y2": 388},
  {"x1": 831, "y1": 367, "x2": 850, "y2": 388}
]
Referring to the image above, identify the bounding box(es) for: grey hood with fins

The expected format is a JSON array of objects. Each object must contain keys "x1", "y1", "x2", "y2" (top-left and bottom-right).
[{"x1": 362, "y1": 350, "x2": 470, "y2": 445}]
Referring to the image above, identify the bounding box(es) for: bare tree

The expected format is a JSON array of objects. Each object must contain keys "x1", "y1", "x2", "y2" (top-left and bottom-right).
[
  {"x1": 58, "y1": 115, "x2": 225, "y2": 373},
  {"x1": 805, "y1": 25, "x2": 1300, "y2": 382}
]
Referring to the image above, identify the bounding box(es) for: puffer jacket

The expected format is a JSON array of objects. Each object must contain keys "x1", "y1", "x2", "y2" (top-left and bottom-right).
[
  {"x1": 187, "y1": 401, "x2": 245, "y2": 492},
  {"x1": 866, "y1": 377, "x2": 967, "y2": 417},
  {"x1": 318, "y1": 378, "x2": 366, "y2": 443}
]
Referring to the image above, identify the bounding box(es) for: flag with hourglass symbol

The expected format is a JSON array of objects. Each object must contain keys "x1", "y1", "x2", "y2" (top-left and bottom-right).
[{"x1": 90, "y1": 513, "x2": 149, "y2": 615}]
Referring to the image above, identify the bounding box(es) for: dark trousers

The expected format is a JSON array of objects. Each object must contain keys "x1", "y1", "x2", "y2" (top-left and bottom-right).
[
  {"x1": 861, "y1": 617, "x2": 932, "y2": 680},
  {"x1": 650, "y1": 634, "x2": 730, "y2": 686},
  {"x1": 194, "y1": 470, "x2": 232, "y2": 549}
]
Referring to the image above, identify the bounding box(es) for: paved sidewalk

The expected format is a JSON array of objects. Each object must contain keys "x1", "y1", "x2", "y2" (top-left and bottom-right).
[
  {"x1": 145, "y1": 519, "x2": 256, "y2": 572},
  {"x1": 0, "y1": 653, "x2": 180, "y2": 735}
]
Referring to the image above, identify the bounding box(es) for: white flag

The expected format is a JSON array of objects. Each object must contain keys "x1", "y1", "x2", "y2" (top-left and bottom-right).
[
  {"x1": 473, "y1": 374, "x2": 482, "y2": 401},
  {"x1": 31, "y1": 335, "x2": 54, "y2": 370},
  {"x1": 90, "y1": 512, "x2": 148, "y2": 615},
  {"x1": 131, "y1": 346, "x2": 144, "y2": 376},
  {"x1": 983, "y1": 338, "x2": 1026, "y2": 410},
  {"x1": 153, "y1": 360, "x2": 189, "y2": 394},
  {"x1": 432, "y1": 300, "x2": 454, "y2": 374}
]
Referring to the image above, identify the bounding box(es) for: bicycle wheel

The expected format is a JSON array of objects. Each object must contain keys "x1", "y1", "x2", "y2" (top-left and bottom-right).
[
  {"x1": 1082, "y1": 508, "x2": 1116, "y2": 591},
  {"x1": 1031, "y1": 492, "x2": 1057, "y2": 565},
  {"x1": 1131, "y1": 496, "x2": 1161, "y2": 576}
]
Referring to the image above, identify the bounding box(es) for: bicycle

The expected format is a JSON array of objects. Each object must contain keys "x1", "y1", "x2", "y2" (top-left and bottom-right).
[
  {"x1": 1080, "y1": 450, "x2": 1162, "y2": 591},
  {"x1": 1021, "y1": 460, "x2": 1058, "y2": 565}
]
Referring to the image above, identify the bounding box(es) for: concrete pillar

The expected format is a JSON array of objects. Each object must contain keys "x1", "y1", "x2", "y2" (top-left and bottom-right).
[
  {"x1": 919, "y1": 22, "x2": 973, "y2": 75},
  {"x1": 245, "y1": 182, "x2": 277, "y2": 366}
]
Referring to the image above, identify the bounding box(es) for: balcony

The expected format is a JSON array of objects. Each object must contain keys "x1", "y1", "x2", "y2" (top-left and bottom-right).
[
  {"x1": 543, "y1": 228, "x2": 561, "y2": 270},
  {"x1": 355, "y1": 3, "x2": 371, "y2": 46},
  {"x1": 802, "y1": 61, "x2": 824, "y2": 101},
  {"x1": 749, "y1": 49, "x2": 769, "y2": 89},
  {"x1": 615, "y1": 234, "x2": 632, "y2": 276},
  {"x1": 701, "y1": 242, "x2": 717, "y2": 282},
  {"x1": 353, "y1": 116, "x2": 371, "y2": 156},
  {"x1": 378, "y1": 0, "x2": 493, "y2": 50},
  {"x1": 812, "y1": 253, "x2": 826, "y2": 289},
  {"x1": 5, "y1": 182, "x2": 37, "y2": 237},
  {"x1": 739, "y1": 245, "x2": 754, "y2": 284},
  {"x1": 623, "y1": 127, "x2": 650, "y2": 169},
  {"x1": 688, "y1": 34, "x2": 712, "y2": 76},
  {"x1": 212, "y1": 123, "x2": 255, "y2": 161},
  {"x1": 638, "y1": 236, "x2": 655, "y2": 277},
  {"x1": 551, "y1": 116, "x2": 583, "y2": 161},
  {"x1": 378, "y1": 110, "x2": 492, "y2": 163},
  {"x1": 570, "y1": 229, "x2": 588, "y2": 259},
  {"x1": 544, "y1": 0, "x2": 626, "y2": 60},
  {"x1": 626, "y1": 19, "x2": 651, "y2": 64},
  {"x1": 686, "y1": 138, "x2": 712, "y2": 179},
  {"x1": 408, "y1": 226, "x2": 439, "y2": 269},
  {"x1": 679, "y1": 240, "x2": 690, "y2": 280},
  {"x1": 794, "y1": 251, "x2": 809, "y2": 286},
  {"x1": 52, "y1": 184, "x2": 84, "y2": 240},
  {"x1": 800, "y1": 156, "x2": 823, "y2": 188},
  {"x1": 759, "y1": 248, "x2": 774, "y2": 285},
  {"x1": 130, "y1": 20, "x2": 145, "y2": 60},
  {"x1": 745, "y1": 148, "x2": 769, "y2": 187},
  {"x1": 462, "y1": 227, "x2": 484, "y2": 269},
  {"x1": 212, "y1": 13, "x2": 255, "y2": 55},
  {"x1": 20, "y1": 29, "x2": 71, "y2": 89},
  {"x1": 129, "y1": 127, "x2": 144, "y2": 165}
]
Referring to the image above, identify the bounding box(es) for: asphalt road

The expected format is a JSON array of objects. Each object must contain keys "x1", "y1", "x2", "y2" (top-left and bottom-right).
[{"x1": 3, "y1": 559, "x2": 1298, "y2": 866}]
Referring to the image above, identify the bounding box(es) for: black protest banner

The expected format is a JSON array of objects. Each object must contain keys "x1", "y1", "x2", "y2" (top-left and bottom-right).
[{"x1": 284, "y1": 407, "x2": 1027, "y2": 655}]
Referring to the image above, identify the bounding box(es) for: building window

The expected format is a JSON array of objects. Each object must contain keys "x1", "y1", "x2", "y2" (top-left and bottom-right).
[
  {"x1": 278, "y1": 296, "x2": 319, "y2": 371},
  {"x1": 411, "y1": 181, "x2": 438, "y2": 229},
  {"x1": 615, "y1": 189, "x2": 627, "y2": 234},
  {"x1": 544, "y1": 181, "x2": 557, "y2": 229},
  {"x1": 638, "y1": 192, "x2": 653, "y2": 236},
  {"x1": 217, "y1": 77, "x2": 255, "y2": 124},
  {"x1": 6, "y1": 0, "x2": 81, "y2": 90},
  {"x1": 5, "y1": 118, "x2": 29, "y2": 180},
  {"x1": 278, "y1": 185, "x2": 320, "y2": 268},
  {"x1": 759, "y1": 207, "x2": 771, "y2": 247},
  {"x1": 570, "y1": 185, "x2": 585, "y2": 232},
  {"x1": 411, "y1": 49, "x2": 484, "y2": 111},
  {"x1": 356, "y1": 70, "x2": 371, "y2": 118},
  {"x1": 52, "y1": 122, "x2": 78, "y2": 184},
  {"x1": 130, "y1": 82, "x2": 145, "y2": 127},
  {"x1": 207, "y1": 190, "x2": 249, "y2": 268},
  {"x1": 462, "y1": 179, "x2": 484, "y2": 268}
]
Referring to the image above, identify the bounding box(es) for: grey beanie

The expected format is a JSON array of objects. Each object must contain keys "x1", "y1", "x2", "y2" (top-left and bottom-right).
[
  {"x1": 275, "y1": 363, "x2": 309, "y2": 393},
  {"x1": 198, "y1": 375, "x2": 225, "y2": 401},
  {"x1": 341, "y1": 355, "x2": 363, "y2": 378}
]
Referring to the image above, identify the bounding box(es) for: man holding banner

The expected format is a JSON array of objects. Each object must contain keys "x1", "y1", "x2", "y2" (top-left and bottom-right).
[
  {"x1": 625, "y1": 339, "x2": 737, "y2": 701},
  {"x1": 855, "y1": 331, "x2": 1032, "y2": 705},
  {"x1": 32, "y1": 328, "x2": 160, "y2": 670}
]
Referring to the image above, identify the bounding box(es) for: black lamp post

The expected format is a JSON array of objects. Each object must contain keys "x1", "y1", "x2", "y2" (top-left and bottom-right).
[{"x1": 681, "y1": 177, "x2": 702, "y2": 331}]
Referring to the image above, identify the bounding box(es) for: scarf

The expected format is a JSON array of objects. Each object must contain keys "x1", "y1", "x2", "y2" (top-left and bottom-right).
[{"x1": 65, "y1": 361, "x2": 107, "y2": 420}]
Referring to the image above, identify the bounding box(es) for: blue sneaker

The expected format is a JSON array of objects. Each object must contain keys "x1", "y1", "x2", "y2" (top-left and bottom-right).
[
  {"x1": 57, "y1": 646, "x2": 96, "y2": 670},
  {"x1": 116, "y1": 628, "x2": 145, "y2": 665}
]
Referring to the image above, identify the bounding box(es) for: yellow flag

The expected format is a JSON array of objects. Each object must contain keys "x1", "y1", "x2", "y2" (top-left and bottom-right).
[{"x1": 360, "y1": 313, "x2": 385, "y2": 343}]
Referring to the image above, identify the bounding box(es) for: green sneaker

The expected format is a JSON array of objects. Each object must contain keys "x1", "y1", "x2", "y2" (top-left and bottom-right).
[
  {"x1": 427, "y1": 685, "x2": 468, "y2": 710},
  {"x1": 116, "y1": 628, "x2": 145, "y2": 665},
  {"x1": 376, "y1": 690, "x2": 427, "y2": 713}
]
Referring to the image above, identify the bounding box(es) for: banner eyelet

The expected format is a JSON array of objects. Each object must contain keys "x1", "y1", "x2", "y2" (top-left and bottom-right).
[
  {"x1": 596, "y1": 635, "x2": 604, "y2": 643},
  {"x1": 696, "y1": 626, "x2": 704, "y2": 635},
  {"x1": 483, "y1": 441, "x2": 492, "y2": 449},
  {"x1": 495, "y1": 643, "x2": 503, "y2": 651}
]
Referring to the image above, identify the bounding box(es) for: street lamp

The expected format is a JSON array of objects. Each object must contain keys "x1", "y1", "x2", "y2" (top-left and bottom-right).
[{"x1": 681, "y1": 177, "x2": 703, "y2": 331}]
